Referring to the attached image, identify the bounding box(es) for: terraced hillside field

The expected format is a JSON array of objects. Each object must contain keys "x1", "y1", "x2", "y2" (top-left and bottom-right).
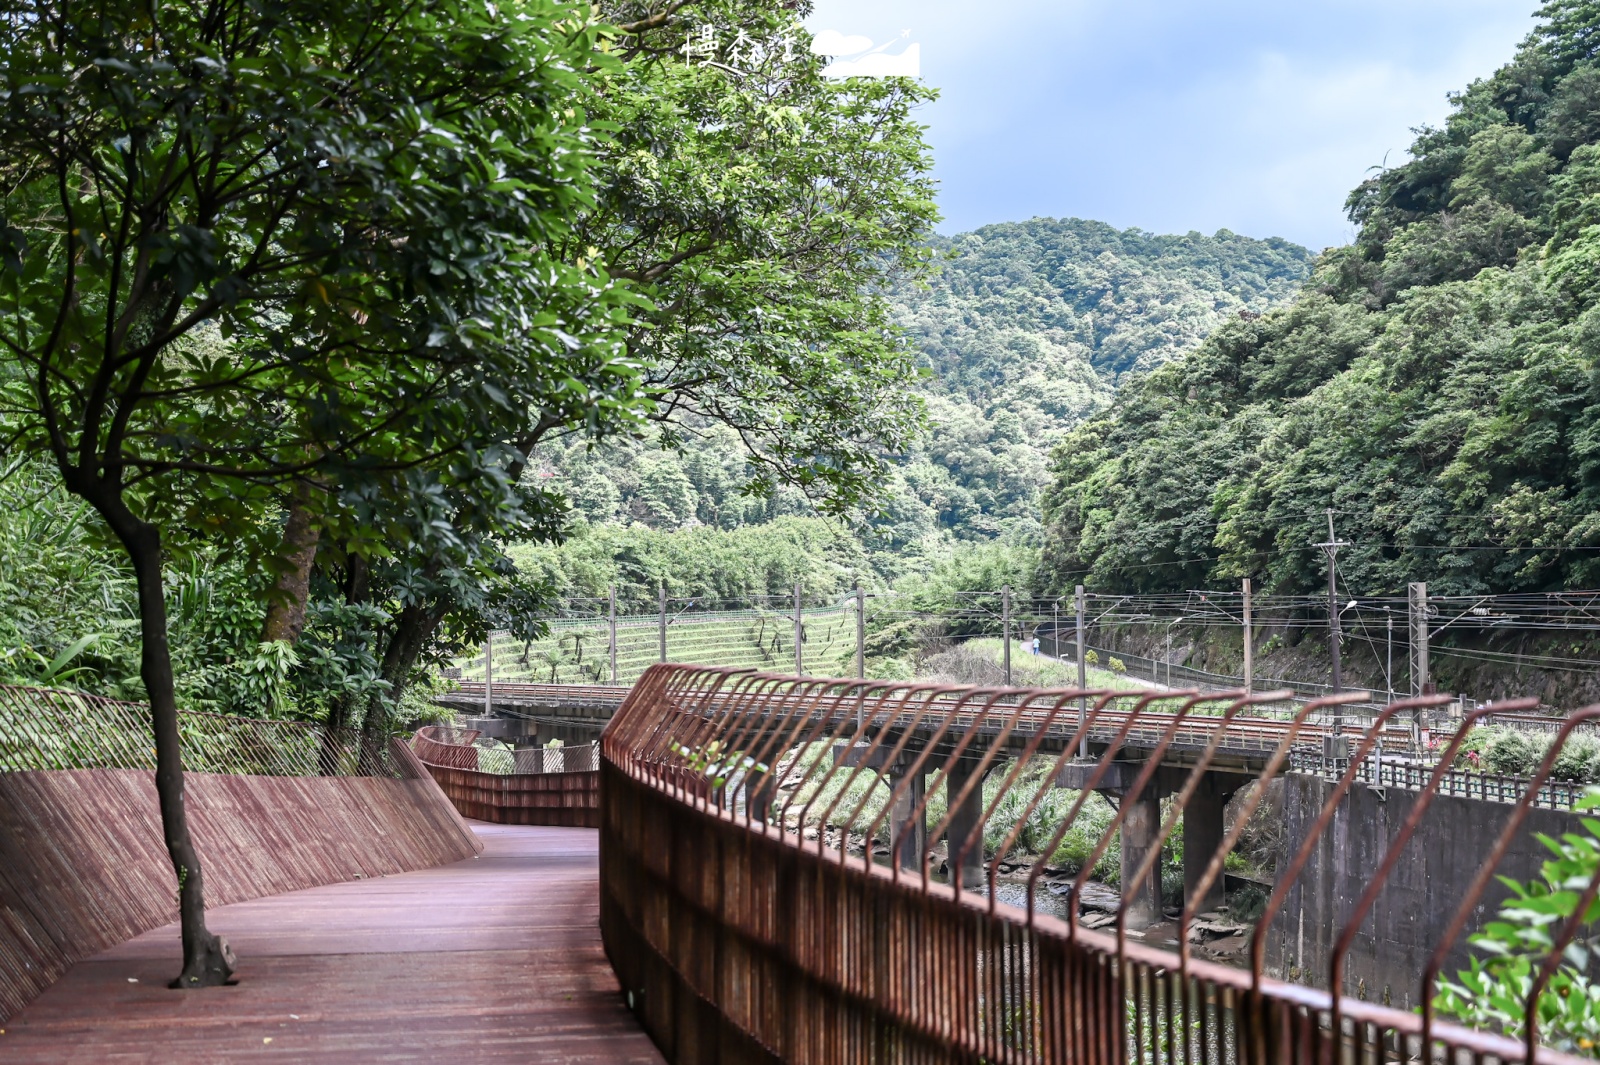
[{"x1": 457, "y1": 604, "x2": 859, "y2": 686}]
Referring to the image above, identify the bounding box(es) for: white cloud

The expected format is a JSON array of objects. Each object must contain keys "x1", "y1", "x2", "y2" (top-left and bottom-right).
[
  {"x1": 810, "y1": 30, "x2": 875, "y2": 56},
  {"x1": 806, "y1": 0, "x2": 1535, "y2": 246},
  {"x1": 824, "y1": 43, "x2": 921, "y2": 78}
]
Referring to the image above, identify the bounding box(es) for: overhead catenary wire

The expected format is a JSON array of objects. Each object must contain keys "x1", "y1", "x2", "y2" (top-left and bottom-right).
[{"x1": 459, "y1": 581, "x2": 1600, "y2": 703}]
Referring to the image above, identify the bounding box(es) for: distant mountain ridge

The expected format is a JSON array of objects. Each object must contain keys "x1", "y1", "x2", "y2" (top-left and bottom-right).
[
  {"x1": 533, "y1": 216, "x2": 1313, "y2": 554},
  {"x1": 877, "y1": 218, "x2": 1313, "y2": 543},
  {"x1": 900, "y1": 218, "x2": 1313, "y2": 403}
]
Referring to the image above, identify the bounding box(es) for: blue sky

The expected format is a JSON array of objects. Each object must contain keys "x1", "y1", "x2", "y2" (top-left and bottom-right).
[{"x1": 806, "y1": 0, "x2": 1541, "y2": 250}]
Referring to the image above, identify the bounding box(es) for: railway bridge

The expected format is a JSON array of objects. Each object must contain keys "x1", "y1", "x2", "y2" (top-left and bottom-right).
[{"x1": 443, "y1": 677, "x2": 1421, "y2": 925}]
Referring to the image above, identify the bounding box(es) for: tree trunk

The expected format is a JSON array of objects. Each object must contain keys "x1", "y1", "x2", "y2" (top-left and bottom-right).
[
  {"x1": 97, "y1": 498, "x2": 236, "y2": 989},
  {"x1": 343, "y1": 553, "x2": 369, "y2": 607},
  {"x1": 361, "y1": 600, "x2": 447, "y2": 749},
  {"x1": 260, "y1": 495, "x2": 320, "y2": 644},
  {"x1": 318, "y1": 553, "x2": 369, "y2": 775}
]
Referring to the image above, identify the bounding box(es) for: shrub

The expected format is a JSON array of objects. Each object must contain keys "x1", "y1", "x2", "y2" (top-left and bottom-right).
[
  {"x1": 1484, "y1": 729, "x2": 1540, "y2": 777},
  {"x1": 1452, "y1": 727, "x2": 1492, "y2": 770},
  {"x1": 1229, "y1": 883, "x2": 1269, "y2": 922},
  {"x1": 1160, "y1": 811, "x2": 1185, "y2": 907},
  {"x1": 1109, "y1": 657, "x2": 1126, "y2": 674},
  {"x1": 868, "y1": 656, "x2": 915, "y2": 681},
  {"x1": 986, "y1": 787, "x2": 1073, "y2": 856},
  {"x1": 1434, "y1": 790, "x2": 1600, "y2": 1053},
  {"x1": 1549, "y1": 735, "x2": 1600, "y2": 783},
  {"x1": 1084, "y1": 649, "x2": 1100, "y2": 666},
  {"x1": 1048, "y1": 790, "x2": 1120, "y2": 886}
]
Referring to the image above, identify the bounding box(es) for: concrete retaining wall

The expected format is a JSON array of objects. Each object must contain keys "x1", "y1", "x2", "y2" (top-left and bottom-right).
[
  {"x1": 1268, "y1": 772, "x2": 1578, "y2": 1009},
  {"x1": 0, "y1": 754, "x2": 480, "y2": 1021}
]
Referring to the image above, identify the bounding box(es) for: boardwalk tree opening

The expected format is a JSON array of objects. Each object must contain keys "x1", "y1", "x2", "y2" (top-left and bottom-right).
[{"x1": 0, "y1": 0, "x2": 637, "y2": 989}]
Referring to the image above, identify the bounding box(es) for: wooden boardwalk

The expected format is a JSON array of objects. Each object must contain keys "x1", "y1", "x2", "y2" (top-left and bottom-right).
[{"x1": 0, "y1": 822, "x2": 665, "y2": 1063}]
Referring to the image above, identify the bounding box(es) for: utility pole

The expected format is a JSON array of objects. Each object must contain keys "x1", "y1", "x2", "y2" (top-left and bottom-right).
[
  {"x1": 1166, "y1": 620, "x2": 1175, "y2": 688},
  {"x1": 608, "y1": 586, "x2": 618, "y2": 684},
  {"x1": 1074, "y1": 586, "x2": 1086, "y2": 690},
  {"x1": 1002, "y1": 584, "x2": 1012, "y2": 686},
  {"x1": 1409, "y1": 583, "x2": 1430, "y2": 754},
  {"x1": 483, "y1": 631, "x2": 493, "y2": 716},
  {"x1": 1409, "y1": 582, "x2": 1429, "y2": 697},
  {"x1": 1075, "y1": 585, "x2": 1087, "y2": 758},
  {"x1": 1316, "y1": 510, "x2": 1350, "y2": 719},
  {"x1": 794, "y1": 582, "x2": 804, "y2": 676},
  {"x1": 1242, "y1": 578, "x2": 1253, "y2": 696},
  {"x1": 658, "y1": 582, "x2": 667, "y2": 664},
  {"x1": 1053, "y1": 599, "x2": 1061, "y2": 659},
  {"x1": 1384, "y1": 606, "x2": 1393, "y2": 700},
  {"x1": 854, "y1": 585, "x2": 866, "y2": 679}
]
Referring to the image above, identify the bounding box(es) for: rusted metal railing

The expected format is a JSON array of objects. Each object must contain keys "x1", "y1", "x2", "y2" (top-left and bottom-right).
[
  {"x1": 599, "y1": 664, "x2": 1597, "y2": 1065},
  {"x1": 411, "y1": 726, "x2": 599, "y2": 775},
  {"x1": 411, "y1": 725, "x2": 600, "y2": 826},
  {"x1": 0, "y1": 684, "x2": 406, "y2": 778}
]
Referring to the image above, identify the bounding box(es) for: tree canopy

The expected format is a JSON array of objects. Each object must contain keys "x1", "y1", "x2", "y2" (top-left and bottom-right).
[
  {"x1": 0, "y1": 0, "x2": 635, "y2": 988},
  {"x1": 1039, "y1": 1, "x2": 1600, "y2": 599},
  {"x1": 265, "y1": 0, "x2": 944, "y2": 734}
]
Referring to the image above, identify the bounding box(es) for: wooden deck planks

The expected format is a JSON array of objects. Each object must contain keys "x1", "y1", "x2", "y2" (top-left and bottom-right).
[
  {"x1": 0, "y1": 823, "x2": 665, "y2": 1063},
  {"x1": 0, "y1": 768, "x2": 480, "y2": 1021}
]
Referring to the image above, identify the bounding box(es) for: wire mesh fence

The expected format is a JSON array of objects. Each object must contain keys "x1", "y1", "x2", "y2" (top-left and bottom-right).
[
  {"x1": 0, "y1": 685, "x2": 405, "y2": 778},
  {"x1": 459, "y1": 601, "x2": 860, "y2": 686}
]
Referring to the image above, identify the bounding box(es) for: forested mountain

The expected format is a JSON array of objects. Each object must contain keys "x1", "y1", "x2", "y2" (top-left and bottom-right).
[
  {"x1": 536, "y1": 219, "x2": 1312, "y2": 570},
  {"x1": 1038, "y1": 1, "x2": 1600, "y2": 599},
  {"x1": 885, "y1": 220, "x2": 1313, "y2": 543}
]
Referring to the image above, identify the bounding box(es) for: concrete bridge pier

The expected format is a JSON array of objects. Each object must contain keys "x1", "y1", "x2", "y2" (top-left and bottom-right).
[
  {"x1": 1058, "y1": 761, "x2": 1165, "y2": 927},
  {"x1": 888, "y1": 765, "x2": 926, "y2": 872},
  {"x1": 1182, "y1": 773, "x2": 1244, "y2": 914},
  {"x1": 1118, "y1": 784, "x2": 1166, "y2": 928},
  {"x1": 944, "y1": 753, "x2": 987, "y2": 889},
  {"x1": 1058, "y1": 762, "x2": 1248, "y2": 929},
  {"x1": 743, "y1": 765, "x2": 777, "y2": 824}
]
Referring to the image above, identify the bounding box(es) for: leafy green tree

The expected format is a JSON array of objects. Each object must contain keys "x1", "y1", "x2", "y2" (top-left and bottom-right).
[
  {"x1": 291, "y1": 0, "x2": 944, "y2": 729},
  {"x1": 0, "y1": 0, "x2": 632, "y2": 987},
  {"x1": 588, "y1": 1, "x2": 937, "y2": 509},
  {"x1": 511, "y1": 514, "x2": 871, "y2": 611},
  {"x1": 1037, "y1": 2, "x2": 1600, "y2": 607},
  {"x1": 633, "y1": 451, "x2": 699, "y2": 527}
]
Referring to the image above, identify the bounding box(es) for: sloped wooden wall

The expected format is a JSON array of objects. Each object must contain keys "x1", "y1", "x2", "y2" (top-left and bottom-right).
[{"x1": 0, "y1": 756, "x2": 481, "y2": 1021}]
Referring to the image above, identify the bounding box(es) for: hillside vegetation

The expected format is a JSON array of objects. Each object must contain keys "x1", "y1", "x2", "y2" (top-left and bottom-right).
[
  {"x1": 531, "y1": 219, "x2": 1312, "y2": 589},
  {"x1": 1039, "y1": 2, "x2": 1600, "y2": 600}
]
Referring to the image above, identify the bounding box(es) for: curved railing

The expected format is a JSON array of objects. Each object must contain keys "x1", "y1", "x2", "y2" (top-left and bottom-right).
[
  {"x1": 0, "y1": 684, "x2": 474, "y2": 1023},
  {"x1": 412, "y1": 725, "x2": 599, "y2": 774},
  {"x1": 411, "y1": 726, "x2": 599, "y2": 826},
  {"x1": 600, "y1": 664, "x2": 1590, "y2": 1065}
]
